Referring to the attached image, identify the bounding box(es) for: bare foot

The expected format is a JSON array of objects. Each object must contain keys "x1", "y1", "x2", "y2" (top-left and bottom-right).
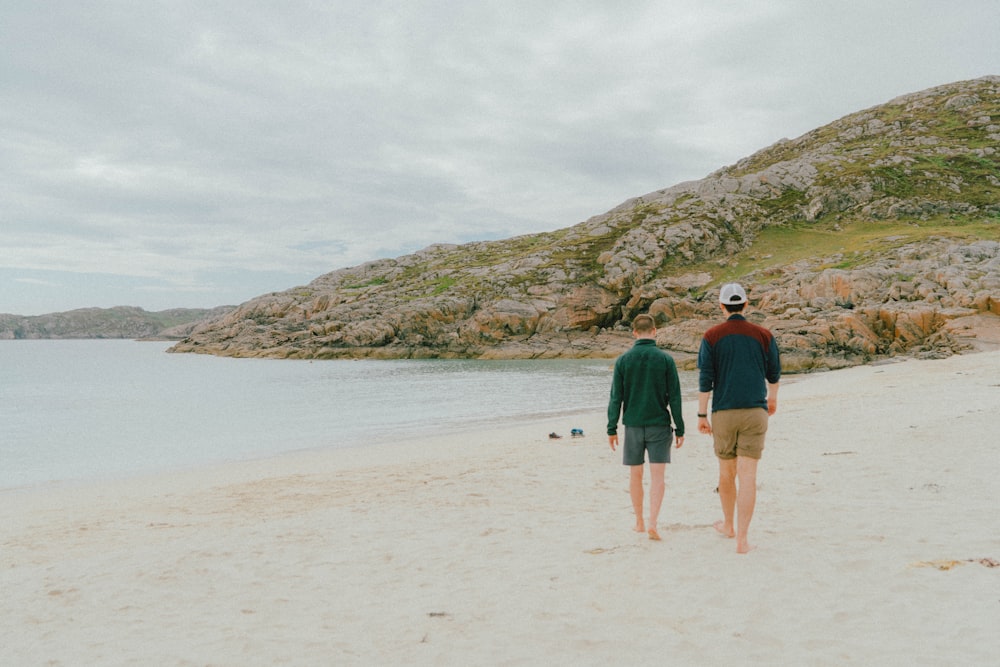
[
  {"x1": 713, "y1": 520, "x2": 735, "y2": 538},
  {"x1": 736, "y1": 541, "x2": 756, "y2": 554},
  {"x1": 647, "y1": 528, "x2": 661, "y2": 541},
  {"x1": 634, "y1": 520, "x2": 645, "y2": 533}
]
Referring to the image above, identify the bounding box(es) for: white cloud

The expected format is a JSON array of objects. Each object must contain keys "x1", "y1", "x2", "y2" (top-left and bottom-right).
[{"x1": 14, "y1": 277, "x2": 62, "y2": 288}]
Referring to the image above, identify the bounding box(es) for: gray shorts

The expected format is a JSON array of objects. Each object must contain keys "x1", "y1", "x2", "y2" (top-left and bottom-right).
[
  {"x1": 622, "y1": 425, "x2": 673, "y2": 466},
  {"x1": 712, "y1": 408, "x2": 768, "y2": 460}
]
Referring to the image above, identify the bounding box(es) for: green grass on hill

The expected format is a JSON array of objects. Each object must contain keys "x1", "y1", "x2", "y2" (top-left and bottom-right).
[{"x1": 688, "y1": 215, "x2": 999, "y2": 287}]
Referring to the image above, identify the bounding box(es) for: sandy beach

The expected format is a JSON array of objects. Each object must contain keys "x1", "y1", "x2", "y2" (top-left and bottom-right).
[{"x1": 2, "y1": 350, "x2": 999, "y2": 666}]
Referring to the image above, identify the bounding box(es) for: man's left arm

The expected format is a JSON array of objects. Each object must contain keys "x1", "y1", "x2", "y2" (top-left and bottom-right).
[
  {"x1": 766, "y1": 335, "x2": 781, "y2": 415},
  {"x1": 666, "y1": 360, "x2": 685, "y2": 447},
  {"x1": 767, "y1": 381, "x2": 779, "y2": 415}
]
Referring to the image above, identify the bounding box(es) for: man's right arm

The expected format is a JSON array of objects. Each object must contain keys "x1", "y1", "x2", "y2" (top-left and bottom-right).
[
  {"x1": 697, "y1": 338, "x2": 714, "y2": 393},
  {"x1": 607, "y1": 361, "x2": 623, "y2": 436},
  {"x1": 697, "y1": 338, "x2": 714, "y2": 434},
  {"x1": 697, "y1": 391, "x2": 713, "y2": 434}
]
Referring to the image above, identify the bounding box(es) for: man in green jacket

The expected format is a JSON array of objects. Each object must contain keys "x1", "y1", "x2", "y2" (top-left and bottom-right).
[{"x1": 607, "y1": 314, "x2": 686, "y2": 540}]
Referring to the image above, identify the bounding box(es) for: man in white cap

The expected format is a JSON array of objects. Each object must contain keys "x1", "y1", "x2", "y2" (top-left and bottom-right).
[{"x1": 696, "y1": 283, "x2": 781, "y2": 554}]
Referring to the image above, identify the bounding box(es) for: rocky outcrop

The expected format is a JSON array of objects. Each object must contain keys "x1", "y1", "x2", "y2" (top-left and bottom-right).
[
  {"x1": 170, "y1": 77, "x2": 1000, "y2": 371},
  {"x1": 651, "y1": 238, "x2": 1000, "y2": 371}
]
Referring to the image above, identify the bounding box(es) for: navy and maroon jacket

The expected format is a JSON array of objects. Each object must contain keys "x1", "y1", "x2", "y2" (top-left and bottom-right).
[{"x1": 698, "y1": 314, "x2": 781, "y2": 412}]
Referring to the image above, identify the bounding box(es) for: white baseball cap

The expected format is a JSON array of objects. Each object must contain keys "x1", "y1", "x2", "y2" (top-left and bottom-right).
[{"x1": 719, "y1": 283, "x2": 748, "y2": 305}]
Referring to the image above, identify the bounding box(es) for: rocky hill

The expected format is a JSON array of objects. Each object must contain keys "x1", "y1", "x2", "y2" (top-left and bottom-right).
[
  {"x1": 0, "y1": 306, "x2": 234, "y2": 340},
  {"x1": 169, "y1": 76, "x2": 1000, "y2": 371}
]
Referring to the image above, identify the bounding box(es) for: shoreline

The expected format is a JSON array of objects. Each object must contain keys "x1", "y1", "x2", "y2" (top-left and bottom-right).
[
  {"x1": 0, "y1": 400, "x2": 610, "y2": 494},
  {"x1": 3, "y1": 350, "x2": 998, "y2": 665},
  {"x1": 0, "y1": 343, "x2": 621, "y2": 492}
]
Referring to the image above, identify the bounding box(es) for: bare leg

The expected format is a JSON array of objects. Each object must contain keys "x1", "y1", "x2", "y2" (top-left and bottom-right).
[
  {"x1": 735, "y1": 456, "x2": 759, "y2": 554},
  {"x1": 715, "y1": 457, "x2": 737, "y2": 538},
  {"x1": 629, "y1": 465, "x2": 645, "y2": 532},
  {"x1": 647, "y1": 462, "x2": 666, "y2": 540}
]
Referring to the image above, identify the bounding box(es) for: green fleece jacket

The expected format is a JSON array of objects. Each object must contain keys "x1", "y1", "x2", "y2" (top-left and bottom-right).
[{"x1": 607, "y1": 338, "x2": 685, "y2": 437}]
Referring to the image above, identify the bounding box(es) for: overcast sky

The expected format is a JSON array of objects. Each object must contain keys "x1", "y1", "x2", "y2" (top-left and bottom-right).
[{"x1": 1, "y1": 1, "x2": 996, "y2": 315}]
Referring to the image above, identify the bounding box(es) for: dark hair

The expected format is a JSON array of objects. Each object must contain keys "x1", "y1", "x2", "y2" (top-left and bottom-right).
[
  {"x1": 724, "y1": 302, "x2": 746, "y2": 314},
  {"x1": 632, "y1": 314, "x2": 656, "y2": 334}
]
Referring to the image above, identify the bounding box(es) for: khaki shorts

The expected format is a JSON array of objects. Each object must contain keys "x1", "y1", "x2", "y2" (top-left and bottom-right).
[{"x1": 712, "y1": 408, "x2": 768, "y2": 460}]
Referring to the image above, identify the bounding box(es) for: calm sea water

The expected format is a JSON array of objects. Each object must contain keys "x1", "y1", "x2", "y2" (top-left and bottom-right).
[{"x1": 0, "y1": 340, "x2": 696, "y2": 489}]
